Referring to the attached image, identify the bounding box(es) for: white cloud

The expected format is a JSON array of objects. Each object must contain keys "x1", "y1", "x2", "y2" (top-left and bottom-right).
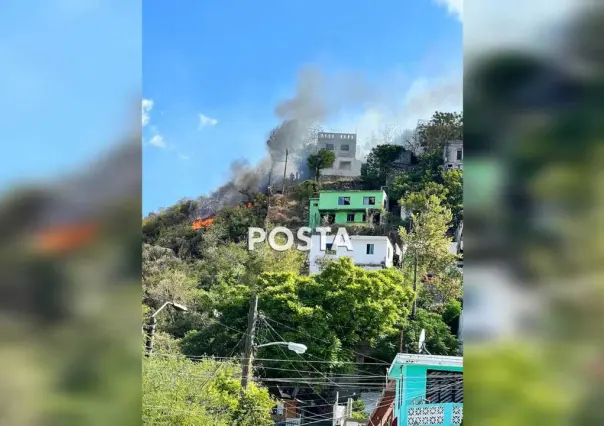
[
  {"x1": 142, "y1": 98, "x2": 154, "y2": 127},
  {"x1": 178, "y1": 153, "x2": 190, "y2": 160},
  {"x1": 433, "y1": 0, "x2": 462, "y2": 22},
  {"x1": 149, "y1": 133, "x2": 166, "y2": 148},
  {"x1": 198, "y1": 113, "x2": 218, "y2": 129}
]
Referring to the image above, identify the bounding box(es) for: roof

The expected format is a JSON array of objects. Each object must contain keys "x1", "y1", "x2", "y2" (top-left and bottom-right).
[
  {"x1": 317, "y1": 189, "x2": 386, "y2": 193},
  {"x1": 388, "y1": 354, "x2": 463, "y2": 375}
]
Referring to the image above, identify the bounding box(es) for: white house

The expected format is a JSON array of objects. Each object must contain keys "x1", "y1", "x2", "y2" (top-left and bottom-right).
[
  {"x1": 317, "y1": 132, "x2": 363, "y2": 178},
  {"x1": 308, "y1": 234, "x2": 403, "y2": 274},
  {"x1": 443, "y1": 140, "x2": 463, "y2": 170}
]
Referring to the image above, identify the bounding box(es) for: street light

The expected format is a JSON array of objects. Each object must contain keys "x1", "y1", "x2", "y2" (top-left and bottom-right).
[
  {"x1": 255, "y1": 341, "x2": 308, "y2": 355},
  {"x1": 144, "y1": 301, "x2": 188, "y2": 357}
]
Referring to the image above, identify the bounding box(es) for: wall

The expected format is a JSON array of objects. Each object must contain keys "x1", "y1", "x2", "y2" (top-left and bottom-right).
[
  {"x1": 318, "y1": 132, "x2": 357, "y2": 159},
  {"x1": 321, "y1": 158, "x2": 363, "y2": 177},
  {"x1": 309, "y1": 191, "x2": 387, "y2": 229},
  {"x1": 318, "y1": 132, "x2": 362, "y2": 177},
  {"x1": 318, "y1": 191, "x2": 387, "y2": 211},
  {"x1": 308, "y1": 234, "x2": 394, "y2": 274},
  {"x1": 443, "y1": 141, "x2": 463, "y2": 170},
  {"x1": 393, "y1": 364, "x2": 463, "y2": 426}
]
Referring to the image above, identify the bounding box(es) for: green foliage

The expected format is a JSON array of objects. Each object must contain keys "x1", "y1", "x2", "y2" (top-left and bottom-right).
[
  {"x1": 307, "y1": 148, "x2": 336, "y2": 180},
  {"x1": 360, "y1": 144, "x2": 405, "y2": 188},
  {"x1": 416, "y1": 111, "x2": 463, "y2": 156},
  {"x1": 143, "y1": 356, "x2": 275, "y2": 425},
  {"x1": 399, "y1": 196, "x2": 455, "y2": 275},
  {"x1": 466, "y1": 345, "x2": 570, "y2": 425},
  {"x1": 351, "y1": 398, "x2": 367, "y2": 419},
  {"x1": 291, "y1": 179, "x2": 319, "y2": 200},
  {"x1": 404, "y1": 309, "x2": 459, "y2": 355}
]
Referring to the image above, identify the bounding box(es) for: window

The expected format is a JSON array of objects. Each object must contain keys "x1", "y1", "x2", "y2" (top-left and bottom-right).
[
  {"x1": 456, "y1": 149, "x2": 463, "y2": 160},
  {"x1": 425, "y1": 370, "x2": 463, "y2": 403},
  {"x1": 276, "y1": 404, "x2": 284, "y2": 416},
  {"x1": 325, "y1": 243, "x2": 336, "y2": 255},
  {"x1": 447, "y1": 164, "x2": 453, "y2": 168},
  {"x1": 339, "y1": 161, "x2": 352, "y2": 170},
  {"x1": 366, "y1": 244, "x2": 375, "y2": 255},
  {"x1": 338, "y1": 197, "x2": 350, "y2": 205},
  {"x1": 326, "y1": 143, "x2": 334, "y2": 151},
  {"x1": 347, "y1": 213, "x2": 355, "y2": 222},
  {"x1": 362, "y1": 213, "x2": 367, "y2": 222},
  {"x1": 363, "y1": 197, "x2": 376, "y2": 205},
  {"x1": 340, "y1": 144, "x2": 350, "y2": 151}
]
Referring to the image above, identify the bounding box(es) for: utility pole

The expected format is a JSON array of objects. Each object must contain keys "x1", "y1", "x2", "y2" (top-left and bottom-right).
[
  {"x1": 399, "y1": 328, "x2": 404, "y2": 353},
  {"x1": 411, "y1": 247, "x2": 418, "y2": 319},
  {"x1": 332, "y1": 391, "x2": 339, "y2": 426},
  {"x1": 281, "y1": 149, "x2": 289, "y2": 194},
  {"x1": 266, "y1": 161, "x2": 274, "y2": 226},
  {"x1": 144, "y1": 316, "x2": 157, "y2": 357},
  {"x1": 240, "y1": 295, "x2": 259, "y2": 392}
]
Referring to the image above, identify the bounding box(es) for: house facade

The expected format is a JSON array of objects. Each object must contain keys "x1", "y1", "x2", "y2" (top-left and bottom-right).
[
  {"x1": 388, "y1": 354, "x2": 463, "y2": 426},
  {"x1": 308, "y1": 234, "x2": 402, "y2": 274},
  {"x1": 443, "y1": 141, "x2": 463, "y2": 170},
  {"x1": 317, "y1": 132, "x2": 363, "y2": 178},
  {"x1": 308, "y1": 190, "x2": 388, "y2": 229}
]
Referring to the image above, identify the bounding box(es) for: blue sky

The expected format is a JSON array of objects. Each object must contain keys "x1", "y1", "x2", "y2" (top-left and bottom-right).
[
  {"x1": 0, "y1": 0, "x2": 141, "y2": 191},
  {"x1": 143, "y1": 0, "x2": 462, "y2": 215}
]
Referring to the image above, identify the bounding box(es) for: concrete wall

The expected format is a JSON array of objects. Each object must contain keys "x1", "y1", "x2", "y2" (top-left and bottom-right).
[
  {"x1": 308, "y1": 234, "x2": 395, "y2": 274},
  {"x1": 318, "y1": 132, "x2": 362, "y2": 177},
  {"x1": 443, "y1": 140, "x2": 463, "y2": 170},
  {"x1": 308, "y1": 190, "x2": 388, "y2": 228}
]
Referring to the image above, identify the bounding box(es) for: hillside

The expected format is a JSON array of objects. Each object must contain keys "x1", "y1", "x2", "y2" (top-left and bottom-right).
[{"x1": 142, "y1": 111, "x2": 464, "y2": 422}]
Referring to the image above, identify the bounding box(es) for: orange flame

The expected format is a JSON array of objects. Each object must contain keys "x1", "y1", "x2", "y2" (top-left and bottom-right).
[
  {"x1": 192, "y1": 216, "x2": 214, "y2": 230},
  {"x1": 34, "y1": 221, "x2": 99, "y2": 253}
]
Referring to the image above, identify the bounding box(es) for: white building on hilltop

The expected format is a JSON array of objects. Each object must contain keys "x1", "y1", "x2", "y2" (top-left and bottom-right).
[
  {"x1": 317, "y1": 132, "x2": 363, "y2": 178},
  {"x1": 443, "y1": 140, "x2": 463, "y2": 170},
  {"x1": 308, "y1": 234, "x2": 403, "y2": 274}
]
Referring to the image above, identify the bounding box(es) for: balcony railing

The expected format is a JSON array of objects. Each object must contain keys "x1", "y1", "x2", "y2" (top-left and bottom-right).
[{"x1": 406, "y1": 403, "x2": 462, "y2": 425}]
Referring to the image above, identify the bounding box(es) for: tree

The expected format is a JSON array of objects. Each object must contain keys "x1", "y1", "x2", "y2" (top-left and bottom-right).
[
  {"x1": 307, "y1": 148, "x2": 335, "y2": 181},
  {"x1": 361, "y1": 144, "x2": 405, "y2": 189},
  {"x1": 416, "y1": 111, "x2": 463, "y2": 156},
  {"x1": 399, "y1": 196, "x2": 456, "y2": 276},
  {"x1": 441, "y1": 169, "x2": 463, "y2": 224},
  {"x1": 403, "y1": 308, "x2": 459, "y2": 355},
  {"x1": 143, "y1": 356, "x2": 275, "y2": 425}
]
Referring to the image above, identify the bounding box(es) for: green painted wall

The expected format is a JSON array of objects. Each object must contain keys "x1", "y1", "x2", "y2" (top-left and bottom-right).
[{"x1": 308, "y1": 190, "x2": 387, "y2": 228}]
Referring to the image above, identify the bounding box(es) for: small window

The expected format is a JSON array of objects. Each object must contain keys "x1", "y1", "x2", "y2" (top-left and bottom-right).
[
  {"x1": 341, "y1": 144, "x2": 350, "y2": 151},
  {"x1": 366, "y1": 244, "x2": 374, "y2": 255},
  {"x1": 326, "y1": 143, "x2": 334, "y2": 151},
  {"x1": 363, "y1": 197, "x2": 376, "y2": 205},
  {"x1": 326, "y1": 243, "x2": 336, "y2": 254},
  {"x1": 362, "y1": 213, "x2": 367, "y2": 221},
  {"x1": 339, "y1": 161, "x2": 352, "y2": 170},
  {"x1": 338, "y1": 197, "x2": 350, "y2": 205},
  {"x1": 447, "y1": 164, "x2": 453, "y2": 168},
  {"x1": 347, "y1": 213, "x2": 355, "y2": 222},
  {"x1": 456, "y1": 149, "x2": 463, "y2": 160}
]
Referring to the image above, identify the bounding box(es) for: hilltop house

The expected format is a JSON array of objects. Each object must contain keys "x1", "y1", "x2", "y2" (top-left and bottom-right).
[
  {"x1": 308, "y1": 234, "x2": 403, "y2": 274},
  {"x1": 388, "y1": 354, "x2": 463, "y2": 426},
  {"x1": 308, "y1": 190, "x2": 388, "y2": 230},
  {"x1": 317, "y1": 132, "x2": 363, "y2": 178},
  {"x1": 443, "y1": 141, "x2": 463, "y2": 171}
]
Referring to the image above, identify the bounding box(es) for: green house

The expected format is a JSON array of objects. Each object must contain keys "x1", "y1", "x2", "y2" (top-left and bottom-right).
[{"x1": 308, "y1": 189, "x2": 388, "y2": 229}]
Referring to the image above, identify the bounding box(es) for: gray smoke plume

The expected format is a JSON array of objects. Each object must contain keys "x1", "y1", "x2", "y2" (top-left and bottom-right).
[{"x1": 193, "y1": 66, "x2": 380, "y2": 219}]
